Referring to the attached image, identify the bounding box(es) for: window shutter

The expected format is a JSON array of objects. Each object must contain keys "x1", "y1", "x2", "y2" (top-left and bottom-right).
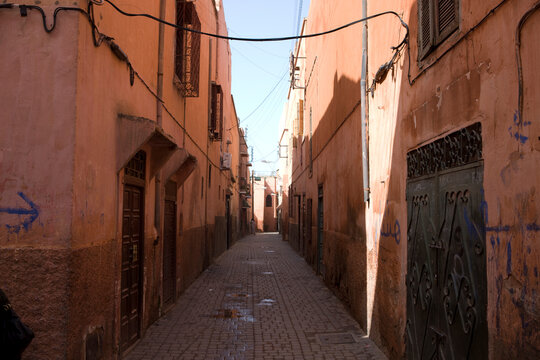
[
  {"x1": 298, "y1": 100, "x2": 304, "y2": 137},
  {"x1": 418, "y1": 0, "x2": 434, "y2": 60},
  {"x1": 435, "y1": 0, "x2": 459, "y2": 44},
  {"x1": 217, "y1": 85, "x2": 223, "y2": 139},
  {"x1": 210, "y1": 83, "x2": 217, "y2": 131}
]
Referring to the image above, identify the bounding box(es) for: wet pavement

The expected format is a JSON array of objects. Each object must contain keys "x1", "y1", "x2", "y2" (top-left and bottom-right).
[{"x1": 125, "y1": 233, "x2": 387, "y2": 360}]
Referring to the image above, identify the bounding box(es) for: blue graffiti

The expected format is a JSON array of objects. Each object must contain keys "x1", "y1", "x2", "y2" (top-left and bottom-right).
[
  {"x1": 486, "y1": 225, "x2": 511, "y2": 233},
  {"x1": 380, "y1": 220, "x2": 401, "y2": 244},
  {"x1": 508, "y1": 110, "x2": 530, "y2": 144},
  {"x1": 0, "y1": 192, "x2": 39, "y2": 233}
]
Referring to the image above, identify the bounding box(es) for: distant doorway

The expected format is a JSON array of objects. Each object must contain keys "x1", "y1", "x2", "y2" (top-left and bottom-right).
[
  {"x1": 163, "y1": 181, "x2": 177, "y2": 308},
  {"x1": 226, "y1": 195, "x2": 231, "y2": 249},
  {"x1": 317, "y1": 185, "x2": 324, "y2": 275}
]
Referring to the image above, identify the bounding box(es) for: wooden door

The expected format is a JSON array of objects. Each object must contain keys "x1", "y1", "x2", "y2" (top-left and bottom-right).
[{"x1": 121, "y1": 185, "x2": 143, "y2": 352}]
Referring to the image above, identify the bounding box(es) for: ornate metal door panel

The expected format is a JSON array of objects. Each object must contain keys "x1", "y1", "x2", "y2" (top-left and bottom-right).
[{"x1": 406, "y1": 123, "x2": 487, "y2": 359}]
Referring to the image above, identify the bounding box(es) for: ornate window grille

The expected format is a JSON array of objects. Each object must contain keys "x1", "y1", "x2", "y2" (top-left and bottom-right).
[
  {"x1": 175, "y1": 1, "x2": 201, "y2": 97},
  {"x1": 125, "y1": 150, "x2": 146, "y2": 180}
]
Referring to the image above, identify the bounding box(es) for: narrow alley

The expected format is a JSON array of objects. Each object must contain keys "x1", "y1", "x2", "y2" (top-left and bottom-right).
[{"x1": 125, "y1": 233, "x2": 386, "y2": 360}]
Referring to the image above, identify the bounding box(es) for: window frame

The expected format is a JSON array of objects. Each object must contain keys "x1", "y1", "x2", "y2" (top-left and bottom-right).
[
  {"x1": 175, "y1": 0, "x2": 201, "y2": 97},
  {"x1": 418, "y1": 0, "x2": 460, "y2": 61},
  {"x1": 209, "y1": 82, "x2": 224, "y2": 140}
]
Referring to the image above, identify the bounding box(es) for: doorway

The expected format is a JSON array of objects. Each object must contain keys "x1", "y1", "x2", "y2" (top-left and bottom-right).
[
  {"x1": 226, "y1": 194, "x2": 231, "y2": 249},
  {"x1": 120, "y1": 183, "x2": 144, "y2": 352},
  {"x1": 163, "y1": 181, "x2": 177, "y2": 308},
  {"x1": 406, "y1": 123, "x2": 487, "y2": 359},
  {"x1": 317, "y1": 185, "x2": 324, "y2": 275}
]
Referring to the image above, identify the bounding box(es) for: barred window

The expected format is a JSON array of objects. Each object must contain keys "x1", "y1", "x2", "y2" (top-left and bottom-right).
[
  {"x1": 175, "y1": 1, "x2": 201, "y2": 97},
  {"x1": 209, "y1": 83, "x2": 223, "y2": 140},
  {"x1": 266, "y1": 194, "x2": 272, "y2": 207},
  {"x1": 418, "y1": 0, "x2": 459, "y2": 60}
]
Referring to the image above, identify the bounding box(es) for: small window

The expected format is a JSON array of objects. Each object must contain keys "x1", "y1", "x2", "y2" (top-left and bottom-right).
[
  {"x1": 418, "y1": 0, "x2": 459, "y2": 60},
  {"x1": 201, "y1": 176, "x2": 204, "y2": 198},
  {"x1": 125, "y1": 150, "x2": 146, "y2": 180},
  {"x1": 266, "y1": 194, "x2": 272, "y2": 207},
  {"x1": 175, "y1": 1, "x2": 201, "y2": 97},
  {"x1": 209, "y1": 83, "x2": 223, "y2": 140},
  {"x1": 208, "y1": 165, "x2": 212, "y2": 188}
]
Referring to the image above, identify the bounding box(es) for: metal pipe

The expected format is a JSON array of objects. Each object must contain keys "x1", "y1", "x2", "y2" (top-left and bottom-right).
[
  {"x1": 361, "y1": 0, "x2": 370, "y2": 202},
  {"x1": 155, "y1": 0, "x2": 166, "y2": 232},
  {"x1": 156, "y1": 0, "x2": 166, "y2": 127}
]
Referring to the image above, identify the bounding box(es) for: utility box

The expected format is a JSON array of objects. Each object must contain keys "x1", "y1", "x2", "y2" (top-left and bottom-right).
[{"x1": 221, "y1": 152, "x2": 232, "y2": 169}]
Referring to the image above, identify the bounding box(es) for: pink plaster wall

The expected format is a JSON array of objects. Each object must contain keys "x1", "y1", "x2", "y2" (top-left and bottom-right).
[
  {"x1": 283, "y1": 0, "x2": 540, "y2": 358},
  {"x1": 1, "y1": 0, "x2": 244, "y2": 358}
]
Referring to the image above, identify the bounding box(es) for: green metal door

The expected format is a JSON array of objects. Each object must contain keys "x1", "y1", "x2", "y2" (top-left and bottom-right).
[{"x1": 406, "y1": 123, "x2": 487, "y2": 359}]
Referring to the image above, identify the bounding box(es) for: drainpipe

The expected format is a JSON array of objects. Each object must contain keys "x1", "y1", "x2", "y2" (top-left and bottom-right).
[
  {"x1": 155, "y1": 0, "x2": 166, "y2": 233},
  {"x1": 360, "y1": 0, "x2": 370, "y2": 203}
]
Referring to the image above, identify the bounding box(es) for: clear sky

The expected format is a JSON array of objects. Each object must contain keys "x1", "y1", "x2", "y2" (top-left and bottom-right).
[{"x1": 222, "y1": 0, "x2": 310, "y2": 173}]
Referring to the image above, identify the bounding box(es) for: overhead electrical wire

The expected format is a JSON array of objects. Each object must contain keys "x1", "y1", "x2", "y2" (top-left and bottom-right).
[
  {"x1": 100, "y1": 0, "x2": 409, "y2": 46},
  {"x1": 227, "y1": 70, "x2": 288, "y2": 131},
  {"x1": 231, "y1": 45, "x2": 283, "y2": 79}
]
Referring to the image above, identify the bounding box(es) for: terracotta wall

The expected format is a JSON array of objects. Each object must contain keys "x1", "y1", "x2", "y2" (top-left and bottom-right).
[
  {"x1": 281, "y1": 0, "x2": 539, "y2": 358},
  {"x1": 0, "y1": 0, "x2": 247, "y2": 358}
]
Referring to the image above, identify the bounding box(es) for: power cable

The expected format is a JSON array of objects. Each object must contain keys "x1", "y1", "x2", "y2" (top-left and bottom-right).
[
  {"x1": 231, "y1": 45, "x2": 283, "y2": 78},
  {"x1": 227, "y1": 69, "x2": 288, "y2": 130},
  {"x1": 102, "y1": 0, "x2": 409, "y2": 45},
  {"x1": 228, "y1": 28, "x2": 288, "y2": 59}
]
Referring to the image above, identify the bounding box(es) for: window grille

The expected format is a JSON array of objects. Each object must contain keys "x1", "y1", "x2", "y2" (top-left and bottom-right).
[
  {"x1": 266, "y1": 194, "x2": 272, "y2": 207},
  {"x1": 175, "y1": 1, "x2": 201, "y2": 97},
  {"x1": 125, "y1": 150, "x2": 146, "y2": 180},
  {"x1": 210, "y1": 83, "x2": 223, "y2": 140},
  {"x1": 418, "y1": 0, "x2": 459, "y2": 60}
]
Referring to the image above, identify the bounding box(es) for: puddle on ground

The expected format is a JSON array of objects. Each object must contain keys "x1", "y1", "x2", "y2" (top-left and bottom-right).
[
  {"x1": 264, "y1": 250, "x2": 276, "y2": 253},
  {"x1": 227, "y1": 293, "x2": 251, "y2": 298},
  {"x1": 212, "y1": 308, "x2": 255, "y2": 322},
  {"x1": 257, "y1": 299, "x2": 276, "y2": 306},
  {"x1": 262, "y1": 271, "x2": 273, "y2": 275}
]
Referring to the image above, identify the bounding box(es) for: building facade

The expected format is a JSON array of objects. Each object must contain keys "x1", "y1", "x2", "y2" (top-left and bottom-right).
[
  {"x1": 0, "y1": 0, "x2": 249, "y2": 358},
  {"x1": 251, "y1": 173, "x2": 278, "y2": 233},
  {"x1": 278, "y1": 0, "x2": 539, "y2": 358}
]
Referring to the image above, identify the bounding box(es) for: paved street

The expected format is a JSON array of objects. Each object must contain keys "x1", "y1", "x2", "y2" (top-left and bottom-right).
[{"x1": 125, "y1": 233, "x2": 387, "y2": 360}]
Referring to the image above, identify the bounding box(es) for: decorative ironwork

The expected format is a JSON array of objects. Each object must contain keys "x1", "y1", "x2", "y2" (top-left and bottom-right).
[
  {"x1": 175, "y1": 1, "x2": 201, "y2": 97},
  {"x1": 407, "y1": 122, "x2": 482, "y2": 179},
  {"x1": 406, "y1": 130, "x2": 487, "y2": 359},
  {"x1": 125, "y1": 151, "x2": 146, "y2": 180}
]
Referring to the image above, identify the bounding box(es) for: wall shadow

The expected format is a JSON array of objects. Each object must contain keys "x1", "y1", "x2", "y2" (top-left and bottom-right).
[{"x1": 287, "y1": 72, "x2": 368, "y2": 330}]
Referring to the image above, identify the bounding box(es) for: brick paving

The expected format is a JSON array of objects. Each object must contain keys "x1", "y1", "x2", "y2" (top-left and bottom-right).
[{"x1": 125, "y1": 233, "x2": 387, "y2": 360}]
